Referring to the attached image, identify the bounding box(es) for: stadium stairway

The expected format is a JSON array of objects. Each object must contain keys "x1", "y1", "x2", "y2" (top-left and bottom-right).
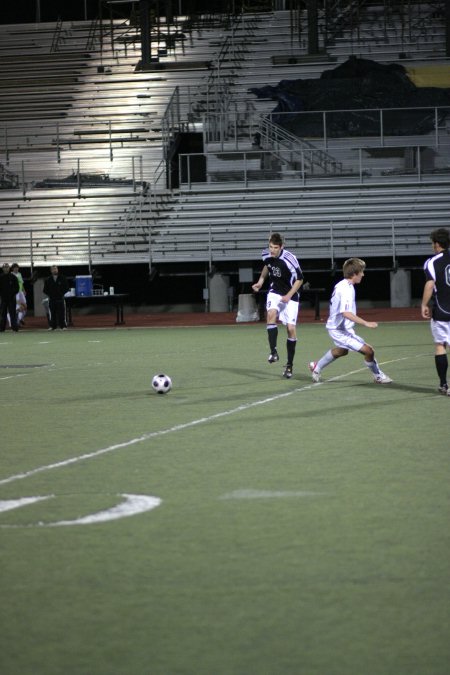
[{"x1": 0, "y1": 7, "x2": 449, "y2": 269}]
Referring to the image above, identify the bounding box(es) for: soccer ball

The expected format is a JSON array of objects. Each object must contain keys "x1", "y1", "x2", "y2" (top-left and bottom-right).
[{"x1": 151, "y1": 373, "x2": 172, "y2": 394}]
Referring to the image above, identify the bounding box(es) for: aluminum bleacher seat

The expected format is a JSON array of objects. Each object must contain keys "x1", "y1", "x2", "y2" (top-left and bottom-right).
[{"x1": 0, "y1": 7, "x2": 449, "y2": 269}]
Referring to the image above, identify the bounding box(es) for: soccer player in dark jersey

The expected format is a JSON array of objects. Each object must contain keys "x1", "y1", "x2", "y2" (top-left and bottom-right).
[
  {"x1": 421, "y1": 227, "x2": 450, "y2": 396},
  {"x1": 252, "y1": 232, "x2": 303, "y2": 378}
]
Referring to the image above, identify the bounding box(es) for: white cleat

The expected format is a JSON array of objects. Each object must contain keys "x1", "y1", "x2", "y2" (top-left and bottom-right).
[
  {"x1": 374, "y1": 372, "x2": 393, "y2": 384},
  {"x1": 308, "y1": 361, "x2": 321, "y2": 382}
]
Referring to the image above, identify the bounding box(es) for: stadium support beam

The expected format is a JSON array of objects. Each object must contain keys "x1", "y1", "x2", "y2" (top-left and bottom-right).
[
  {"x1": 306, "y1": 0, "x2": 320, "y2": 55},
  {"x1": 140, "y1": 0, "x2": 152, "y2": 68},
  {"x1": 446, "y1": 0, "x2": 450, "y2": 57}
]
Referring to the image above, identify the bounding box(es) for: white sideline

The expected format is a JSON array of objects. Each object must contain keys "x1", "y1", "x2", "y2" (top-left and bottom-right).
[{"x1": 0, "y1": 353, "x2": 426, "y2": 487}]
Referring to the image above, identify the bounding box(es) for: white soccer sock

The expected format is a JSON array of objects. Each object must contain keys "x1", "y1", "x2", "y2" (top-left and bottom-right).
[
  {"x1": 316, "y1": 350, "x2": 335, "y2": 372},
  {"x1": 365, "y1": 359, "x2": 381, "y2": 375}
]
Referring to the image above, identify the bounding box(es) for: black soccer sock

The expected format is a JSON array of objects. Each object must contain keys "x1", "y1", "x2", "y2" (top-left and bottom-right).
[
  {"x1": 286, "y1": 338, "x2": 297, "y2": 365},
  {"x1": 267, "y1": 324, "x2": 278, "y2": 352},
  {"x1": 435, "y1": 354, "x2": 448, "y2": 386}
]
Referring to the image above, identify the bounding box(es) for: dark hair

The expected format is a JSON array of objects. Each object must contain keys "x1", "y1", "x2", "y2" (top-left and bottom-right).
[
  {"x1": 430, "y1": 228, "x2": 450, "y2": 250},
  {"x1": 269, "y1": 232, "x2": 284, "y2": 247}
]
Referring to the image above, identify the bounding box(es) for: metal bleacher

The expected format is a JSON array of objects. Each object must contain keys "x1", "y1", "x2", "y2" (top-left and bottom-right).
[
  {"x1": 0, "y1": 11, "x2": 240, "y2": 266},
  {"x1": 0, "y1": 3, "x2": 449, "y2": 270}
]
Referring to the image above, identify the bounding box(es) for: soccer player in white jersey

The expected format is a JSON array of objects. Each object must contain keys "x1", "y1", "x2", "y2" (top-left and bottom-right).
[
  {"x1": 421, "y1": 227, "x2": 450, "y2": 396},
  {"x1": 308, "y1": 258, "x2": 392, "y2": 384},
  {"x1": 252, "y1": 232, "x2": 303, "y2": 379}
]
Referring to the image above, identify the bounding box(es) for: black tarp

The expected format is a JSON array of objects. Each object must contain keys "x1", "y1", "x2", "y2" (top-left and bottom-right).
[{"x1": 250, "y1": 57, "x2": 450, "y2": 137}]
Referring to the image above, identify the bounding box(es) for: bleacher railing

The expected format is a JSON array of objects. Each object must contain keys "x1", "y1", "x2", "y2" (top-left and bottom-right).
[
  {"x1": 178, "y1": 142, "x2": 450, "y2": 188},
  {"x1": 1, "y1": 118, "x2": 151, "y2": 164},
  {"x1": 196, "y1": 105, "x2": 450, "y2": 185},
  {"x1": 261, "y1": 106, "x2": 450, "y2": 151},
  {"x1": 203, "y1": 106, "x2": 450, "y2": 150},
  {"x1": 160, "y1": 11, "x2": 261, "y2": 158},
  {"x1": 0, "y1": 219, "x2": 438, "y2": 272}
]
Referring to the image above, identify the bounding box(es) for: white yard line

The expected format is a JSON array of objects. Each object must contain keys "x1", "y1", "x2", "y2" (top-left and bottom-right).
[{"x1": 0, "y1": 353, "x2": 429, "y2": 488}]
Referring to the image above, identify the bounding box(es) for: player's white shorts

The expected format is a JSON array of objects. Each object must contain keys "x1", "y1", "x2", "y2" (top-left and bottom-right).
[
  {"x1": 430, "y1": 319, "x2": 450, "y2": 345},
  {"x1": 266, "y1": 291, "x2": 299, "y2": 326},
  {"x1": 16, "y1": 291, "x2": 27, "y2": 309},
  {"x1": 327, "y1": 327, "x2": 365, "y2": 352}
]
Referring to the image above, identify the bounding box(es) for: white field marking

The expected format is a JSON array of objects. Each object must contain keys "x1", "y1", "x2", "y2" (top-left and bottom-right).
[
  {"x1": 0, "y1": 362, "x2": 55, "y2": 381},
  {"x1": 46, "y1": 494, "x2": 161, "y2": 527},
  {"x1": 0, "y1": 495, "x2": 54, "y2": 513},
  {"x1": 0, "y1": 374, "x2": 28, "y2": 381},
  {"x1": 0, "y1": 352, "x2": 430, "y2": 488},
  {"x1": 0, "y1": 494, "x2": 161, "y2": 528},
  {"x1": 220, "y1": 489, "x2": 326, "y2": 500}
]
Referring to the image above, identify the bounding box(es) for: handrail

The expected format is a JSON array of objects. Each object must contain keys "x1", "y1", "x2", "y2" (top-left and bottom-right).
[
  {"x1": 202, "y1": 104, "x2": 450, "y2": 150},
  {"x1": 0, "y1": 154, "x2": 148, "y2": 196},
  {"x1": 159, "y1": 11, "x2": 260, "y2": 159},
  {"x1": 50, "y1": 18, "x2": 64, "y2": 53},
  {"x1": 177, "y1": 140, "x2": 450, "y2": 188},
  {"x1": 1, "y1": 105, "x2": 449, "y2": 193},
  {"x1": 259, "y1": 116, "x2": 343, "y2": 175},
  {"x1": 0, "y1": 217, "x2": 438, "y2": 271},
  {"x1": 86, "y1": 17, "x2": 100, "y2": 51}
]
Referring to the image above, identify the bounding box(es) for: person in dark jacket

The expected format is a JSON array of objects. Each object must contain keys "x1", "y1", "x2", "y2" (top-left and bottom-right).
[
  {"x1": 43, "y1": 265, "x2": 70, "y2": 330},
  {"x1": 0, "y1": 262, "x2": 20, "y2": 332}
]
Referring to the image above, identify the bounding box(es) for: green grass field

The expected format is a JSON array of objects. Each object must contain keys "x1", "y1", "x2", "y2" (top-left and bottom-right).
[{"x1": 1, "y1": 321, "x2": 449, "y2": 675}]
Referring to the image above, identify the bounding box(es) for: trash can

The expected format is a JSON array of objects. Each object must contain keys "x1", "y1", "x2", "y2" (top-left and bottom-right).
[
  {"x1": 236, "y1": 294, "x2": 259, "y2": 322},
  {"x1": 209, "y1": 274, "x2": 229, "y2": 312}
]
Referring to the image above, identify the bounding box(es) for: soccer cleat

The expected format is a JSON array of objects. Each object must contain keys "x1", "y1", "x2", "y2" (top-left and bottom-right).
[
  {"x1": 268, "y1": 350, "x2": 279, "y2": 364},
  {"x1": 374, "y1": 372, "x2": 393, "y2": 384},
  {"x1": 308, "y1": 361, "x2": 321, "y2": 382},
  {"x1": 438, "y1": 384, "x2": 448, "y2": 395},
  {"x1": 283, "y1": 364, "x2": 293, "y2": 379}
]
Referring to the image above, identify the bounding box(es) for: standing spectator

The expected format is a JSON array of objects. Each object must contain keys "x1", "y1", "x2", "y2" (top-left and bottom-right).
[
  {"x1": 10, "y1": 263, "x2": 27, "y2": 326},
  {"x1": 43, "y1": 265, "x2": 70, "y2": 330},
  {"x1": 0, "y1": 262, "x2": 19, "y2": 332},
  {"x1": 252, "y1": 232, "x2": 303, "y2": 379},
  {"x1": 308, "y1": 258, "x2": 392, "y2": 384},
  {"x1": 421, "y1": 227, "x2": 450, "y2": 396}
]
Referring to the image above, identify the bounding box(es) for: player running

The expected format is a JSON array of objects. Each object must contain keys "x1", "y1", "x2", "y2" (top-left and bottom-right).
[{"x1": 308, "y1": 257, "x2": 392, "y2": 384}]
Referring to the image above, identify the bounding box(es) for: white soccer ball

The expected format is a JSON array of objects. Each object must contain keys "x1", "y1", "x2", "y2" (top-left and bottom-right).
[{"x1": 151, "y1": 373, "x2": 172, "y2": 394}]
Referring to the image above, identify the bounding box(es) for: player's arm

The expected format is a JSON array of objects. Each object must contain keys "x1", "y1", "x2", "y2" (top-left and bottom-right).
[
  {"x1": 421, "y1": 279, "x2": 435, "y2": 319},
  {"x1": 252, "y1": 265, "x2": 269, "y2": 292},
  {"x1": 342, "y1": 310, "x2": 378, "y2": 329},
  {"x1": 281, "y1": 278, "x2": 303, "y2": 303}
]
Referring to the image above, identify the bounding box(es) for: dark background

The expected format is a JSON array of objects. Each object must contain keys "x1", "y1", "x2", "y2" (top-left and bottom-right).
[
  {"x1": 0, "y1": 0, "x2": 243, "y2": 24},
  {"x1": 21, "y1": 257, "x2": 426, "y2": 311},
  {"x1": 1, "y1": 0, "x2": 100, "y2": 23}
]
